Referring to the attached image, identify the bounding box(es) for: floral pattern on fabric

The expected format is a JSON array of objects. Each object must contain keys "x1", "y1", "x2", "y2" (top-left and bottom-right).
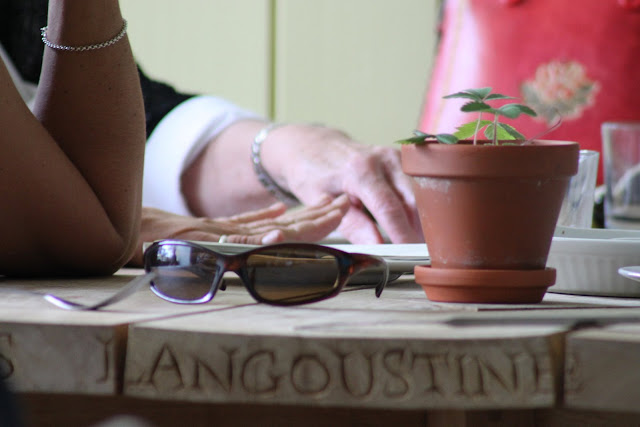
[{"x1": 520, "y1": 60, "x2": 600, "y2": 124}]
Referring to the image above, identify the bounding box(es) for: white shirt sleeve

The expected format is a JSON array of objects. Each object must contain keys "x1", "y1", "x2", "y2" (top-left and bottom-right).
[{"x1": 142, "y1": 95, "x2": 262, "y2": 216}]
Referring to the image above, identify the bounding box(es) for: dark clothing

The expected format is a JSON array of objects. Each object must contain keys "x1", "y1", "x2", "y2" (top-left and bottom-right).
[
  {"x1": 0, "y1": 379, "x2": 22, "y2": 427},
  {"x1": 0, "y1": 0, "x2": 194, "y2": 137}
]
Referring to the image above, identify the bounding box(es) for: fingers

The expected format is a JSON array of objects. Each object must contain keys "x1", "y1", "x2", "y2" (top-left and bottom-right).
[
  {"x1": 227, "y1": 202, "x2": 288, "y2": 223},
  {"x1": 279, "y1": 204, "x2": 346, "y2": 242},
  {"x1": 233, "y1": 194, "x2": 348, "y2": 231},
  {"x1": 337, "y1": 206, "x2": 385, "y2": 244},
  {"x1": 384, "y1": 148, "x2": 417, "y2": 213},
  {"x1": 272, "y1": 194, "x2": 349, "y2": 225},
  {"x1": 223, "y1": 229, "x2": 285, "y2": 245},
  {"x1": 231, "y1": 195, "x2": 348, "y2": 241},
  {"x1": 341, "y1": 147, "x2": 423, "y2": 243},
  {"x1": 378, "y1": 148, "x2": 423, "y2": 241},
  {"x1": 214, "y1": 198, "x2": 346, "y2": 245},
  {"x1": 131, "y1": 196, "x2": 351, "y2": 269},
  {"x1": 284, "y1": 136, "x2": 422, "y2": 244}
]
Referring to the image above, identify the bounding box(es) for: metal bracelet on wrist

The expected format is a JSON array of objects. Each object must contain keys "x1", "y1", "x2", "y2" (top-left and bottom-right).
[
  {"x1": 251, "y1": 123, "x2": 300, "y2": 207},
  {"x1": 41, "y1": 20, "x2": 128, "y2": 52}
]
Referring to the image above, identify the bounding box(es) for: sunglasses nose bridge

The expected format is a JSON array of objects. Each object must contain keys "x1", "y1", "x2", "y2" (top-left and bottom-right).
[
  {"x1": 218, "y1": 255, "x2": 244, "y2": 277},
  {"x1": 207, "y1": 262, "x2": 229, "y2": 299},
  {"x1": 209, "y1": 255, "x2": 248, "y2": 292},
  {"x1": 225, "y1": 255, "x2": 255, "y2": 292}
]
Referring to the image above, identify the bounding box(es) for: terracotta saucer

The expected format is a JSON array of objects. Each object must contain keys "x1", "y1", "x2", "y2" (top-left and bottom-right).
[{"x1": 414, "y1": 265, "x2": 556, "y2": 304}]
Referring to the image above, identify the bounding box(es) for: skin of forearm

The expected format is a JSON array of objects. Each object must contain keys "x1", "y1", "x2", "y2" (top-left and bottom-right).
[
  {"x1": 181, "y1": 119, "x2": 284, "y2": 217},
  {"x1": 182, "y1": 120, "x2": 353, "y2": 219},
  {"x1": 179, "y1": 118, "x2": 420, "y2": 245},
  {"x1": 26, "y1": 0, "x2": 145, "y2": 273}
]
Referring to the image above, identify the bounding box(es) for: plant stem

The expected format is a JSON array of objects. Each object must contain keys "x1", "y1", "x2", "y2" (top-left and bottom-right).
[
  {"x1": 523, "y1": 114, "x2": 563, "y2": 145},
  {"x1": 493, "y1": 114, "x2": 499, "y2": 145},
  {"x1": 473, "y1": 113, "x2": 482, "y2": 145}
]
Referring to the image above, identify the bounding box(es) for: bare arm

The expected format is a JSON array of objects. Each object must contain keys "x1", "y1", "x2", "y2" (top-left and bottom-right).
[
  {"x1": 182, "y1": 120, "x2": 421, "y2": 245},
  {"x1": 0, "y1": 0, "x2": 145, "y2": 275}
]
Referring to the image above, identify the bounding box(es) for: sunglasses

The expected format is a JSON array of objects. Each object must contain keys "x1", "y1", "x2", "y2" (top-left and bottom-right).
[{"x1": 142, "y1": 240, "x2": 389, "y2": 306}]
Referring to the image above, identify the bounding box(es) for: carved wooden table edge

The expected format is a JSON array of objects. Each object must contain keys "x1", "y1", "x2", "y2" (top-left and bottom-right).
[{"x1": 4, "y1": 271, "x2": 640, "y2": 426}]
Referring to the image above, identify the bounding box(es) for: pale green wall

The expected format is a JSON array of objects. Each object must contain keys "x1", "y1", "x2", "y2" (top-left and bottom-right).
[{"x1": 119, "y1": 0, "x2": 439, "y2": 145}]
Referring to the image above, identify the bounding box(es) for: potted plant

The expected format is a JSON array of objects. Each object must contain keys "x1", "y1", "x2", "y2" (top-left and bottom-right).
[{"x1": 398, "y1": 88, "x2": 579, "y2": 303}]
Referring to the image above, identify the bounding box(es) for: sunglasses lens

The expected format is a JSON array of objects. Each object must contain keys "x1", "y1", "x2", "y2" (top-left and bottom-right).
[
  {"x1": 145, "y1": 243, "x2": 218, "y2": 302},
  {"x1": 247, "y1": 247, "x2": 340, "y2": 304}
]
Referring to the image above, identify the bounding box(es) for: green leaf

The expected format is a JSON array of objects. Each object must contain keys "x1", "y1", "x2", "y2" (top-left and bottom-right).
[
  {"x1": 443, "y1": 87, "x2": 492, "y2": 102},
  {"x1": 461, "y1": 101, "x2": 492, "y2": 112},
  {"x1": 439, "y1": 87, "x2": 537, "y2": 142},
  {"x1": 463, "y1": 87, "x2": 492, "y2": 100},
  {"x1": 485, "y1": 93, "x2": 516, "y2": 101},
  {"x1": 395, "y1": 135, "x2": 430, "y2": 144},
  {"x1": 518, "y1": 104, "x2": 537, "y2": 117},
  {"x1": 395, "y1": 129, "x2": 439, "y2": 144},
  {"x1": 435, "y1": 133, "x2": 459, "y2": 144},
  {"x1": 442, "y1": 91, "x2": 482, "y2": 101},
  {"x1": 495, "y1": 125, "x2": 517, "y2": 140},
  {"x1": 454, "y1": 120, "x2": 491, "y2": 139},
  {"x1": 497, "y1": 123, "x2": 526, "y2": 140},
  {"x1": 496, "y1": 103, "x2": 538, "y2": 119},
  {"x1": 484, "y1": 123, "x2": 495, "y2": 140},
  {"x1": 495, "y1": 103, "x2": 524, "y2": 118},
  {"x1": 395, "y1": 131, "x2": 458, "y2": 145},
  {"x1": 484, "y1": 123, "x2": 518, "y2": 141}
]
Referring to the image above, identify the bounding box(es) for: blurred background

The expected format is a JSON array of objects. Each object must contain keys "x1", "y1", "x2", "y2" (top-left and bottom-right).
[{"x1": 119, "y1": 0, "x2": 440, "y2": 146}]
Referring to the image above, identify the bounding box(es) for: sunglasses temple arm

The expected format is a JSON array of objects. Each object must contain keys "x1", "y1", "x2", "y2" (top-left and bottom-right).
[
  {"x1": 347, "y1": 254, "x2": 389, "y2": 298},
  {"x1": 89, "y1": 272, "x2": 157, "y2": 310},
  {"x1": 97, "y1": 272, "x2": 157, "y2": 309},
  {"x1": 375, "y1": 258, "x2": 389, "y2": 298},
  {"x1": 49, "y1": 272, "x2": 157, "y2": 311}
]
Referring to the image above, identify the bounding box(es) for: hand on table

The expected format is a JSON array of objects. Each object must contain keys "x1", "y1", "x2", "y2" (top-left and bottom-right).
[
  {"x1": 272, "y1": 125, "x2": 423, "y2": 244},
  {"x1": 128, "y1": 195, "x2": 349, "y2": 266}
]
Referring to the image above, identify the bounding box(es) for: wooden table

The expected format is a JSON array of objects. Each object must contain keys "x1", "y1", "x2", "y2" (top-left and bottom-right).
[{"x1": 3, "y1": 269, "x2": 640, "y2": 426}]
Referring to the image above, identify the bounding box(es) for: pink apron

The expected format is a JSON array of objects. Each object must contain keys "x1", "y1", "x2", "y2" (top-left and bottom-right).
[{"x1": 419, "y1": 0, "x2": 640, "y2": 184}]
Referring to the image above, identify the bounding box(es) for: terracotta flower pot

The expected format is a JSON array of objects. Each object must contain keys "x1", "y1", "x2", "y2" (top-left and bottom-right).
[{"x1": 401, "y1": 140, "x2": 579, "y2": 303}]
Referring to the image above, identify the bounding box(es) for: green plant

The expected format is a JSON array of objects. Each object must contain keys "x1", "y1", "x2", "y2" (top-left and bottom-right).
[{"x1": 397, "y1": 87, "x2": 537, "y2": 146}]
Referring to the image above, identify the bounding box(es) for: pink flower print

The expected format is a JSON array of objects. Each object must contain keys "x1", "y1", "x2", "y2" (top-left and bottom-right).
[{"x1": 521, "y1": 61, "x2": 600, "y2": 124}]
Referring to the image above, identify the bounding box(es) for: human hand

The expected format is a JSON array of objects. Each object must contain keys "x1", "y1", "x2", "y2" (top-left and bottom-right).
[
  {"x1": 128, "y1": 195, "x2": 349, "y2": 266},
  {"x1": 267, "y1": 125, "x2": 423, "y2": 244}
]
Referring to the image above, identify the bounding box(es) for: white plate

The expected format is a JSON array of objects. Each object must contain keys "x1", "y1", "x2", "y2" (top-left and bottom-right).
[
  {"x1": 554, "y1": 225, "x2": 640, "y2": 240},
  {"x1": 549, "y1": 227, "x2": 640, "y2": 297}
]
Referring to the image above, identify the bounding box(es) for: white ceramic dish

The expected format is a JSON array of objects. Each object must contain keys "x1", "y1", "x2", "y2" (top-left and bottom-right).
[{"x1": 548, "y1": 227, "x2": 640, "y2": 297}]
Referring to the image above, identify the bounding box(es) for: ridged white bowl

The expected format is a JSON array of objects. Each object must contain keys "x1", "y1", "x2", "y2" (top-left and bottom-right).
[{"x1": 548, "y1": 233, "x2": 640, "y2": 297}]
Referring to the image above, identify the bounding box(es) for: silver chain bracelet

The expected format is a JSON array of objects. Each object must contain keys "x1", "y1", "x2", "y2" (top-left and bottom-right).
[
  {"x1": 251, "y1": 123, "x2": 300, "y2": 207},
  {"x1": 41, "y1": 20, "x2": 128, "y2": 52}
]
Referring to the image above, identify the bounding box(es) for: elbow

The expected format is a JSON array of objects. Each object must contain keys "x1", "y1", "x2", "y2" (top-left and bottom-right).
[
  {"x1": 90, "y1": 237, "x2": 138, "y2": 275},
  {"x1": 77, "y1": 206, "x2": 143, "y2": 275},
  {"x1": 0, "y1": 233, "x2": 138, "y2": 277},
  {"x1": 79, "y1": 228, "x2": 140, "y2": 276},
  {"x1": 44, "y1": 226, "x2": 141, "y2": 277}
]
